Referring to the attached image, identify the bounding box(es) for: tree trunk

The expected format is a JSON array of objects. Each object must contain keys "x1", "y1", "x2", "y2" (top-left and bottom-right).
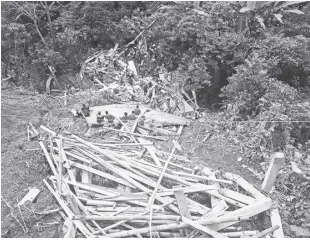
[
  {"x1": 45, "y1": 1, "x2": 56, "y2": 51},
  {"x1": 48, "y1": 66, "x2": 61, "y2": 89},
  {"x1": 33, "y1": 19, "x2": 49, "y2": 50}
]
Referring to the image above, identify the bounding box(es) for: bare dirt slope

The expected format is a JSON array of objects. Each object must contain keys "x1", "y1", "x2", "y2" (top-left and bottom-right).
[{"x1": 1, "y1": 89, "x2": 62, "y2": 237}]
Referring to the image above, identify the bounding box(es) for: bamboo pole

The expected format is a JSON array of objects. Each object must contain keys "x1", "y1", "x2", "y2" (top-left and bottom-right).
[
  {"x1": 172, "y1": 171, "x2": 233, "y2": 184},
  {"x1": 58, "y1": 137, "x2": 63, "y2": 194},
  {"x1": 187, "y1": 200, "x2": 228, "y2": 237},
  {"x1": 182, "y1": 216, "x2": 226, "y2": 238},
  {"x1": 74, "y1": 215, "x2": 185, "y2": 221},
  {"x1": 208, "y1": 198, "x2": 272, "y2": 231},
  {"x1": 98, "y1": 126, "x2": 168, "y2": 141},
  {"x1": 107, "y1": 216, "x2": 249, "y2": 238},
  {"x1": 224, "y1": 172, "x2": 266, "y2": 200},
  {"x1": 68, "y1": 161, "x2": 135, "y2": 188},
  {"x1": 71, "y1": 135, "x2": 150, "y2": 192},
  {"x1": 121, "y1": 224, "x2": 143, "y2": 238},
  {"x1": 252, "y1": 226, "x2": 280, "y2": 238},
  {"x1": 43, "y1": 179, "x2": 91, "y2": 237},
  {"x1": 148, "y1": 144, "x2": 176, "y2": 237},
  {"x1": 68, "y1": 188, "x2": 107, "y2": 236},
  {"x1": 39, "y1": 142, "x2": 58, "y2": 177},
  {"x1": 221, "y1": 230, "x2": 258, "y2": 237},
  {"x1": 219, "y1": 188, "x2": 256, "y2": 205}
]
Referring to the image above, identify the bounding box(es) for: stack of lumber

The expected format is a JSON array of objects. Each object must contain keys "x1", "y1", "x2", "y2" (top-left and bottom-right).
[{"x1": 39, "y1": 126, "x2": 283, "y2": 238}]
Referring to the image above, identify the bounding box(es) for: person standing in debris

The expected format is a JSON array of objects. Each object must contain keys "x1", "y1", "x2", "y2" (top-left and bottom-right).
[
  {"x1": 105, "y1": 111, "x2": 115, "y2": 124},
  {"x1": 81, "y1": 104, "x2": 90, "y2": 117},
  {"x1": 149, "y1": 119, "x2": 155, "y2": 128},
  {"x1": 128, "y1": 111, "x2": 136, "y2": 120},
  {"x1": 134, "y1": 105, "x2": 141, "y2": 115},
  {"x1": 139, "y1": 115, "x2": 146, "y2": 126},
  {"x1": 120, "y1": 112, "x2": 129, "y2": 123},
  {"x1": 96, "y1": 111, "x2": 105, "y2": 124}
]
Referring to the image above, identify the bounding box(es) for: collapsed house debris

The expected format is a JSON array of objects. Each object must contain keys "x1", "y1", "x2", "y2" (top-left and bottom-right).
[
  {"x1": 38, "y1": 125, "x2": 285, "y2": 238},
  {"x1": 79, "y1": 45, "x2": 196, "y2": 115}
]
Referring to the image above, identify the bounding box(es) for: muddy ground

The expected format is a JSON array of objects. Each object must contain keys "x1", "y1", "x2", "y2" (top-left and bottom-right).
[{"x1": 1, "y1": 88, "x2": 277, "y2": 238}]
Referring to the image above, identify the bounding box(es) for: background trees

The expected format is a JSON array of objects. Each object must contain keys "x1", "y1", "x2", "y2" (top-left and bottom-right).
[{"x1": 2, "y1": 1, "x2": 310, "y2": 100}]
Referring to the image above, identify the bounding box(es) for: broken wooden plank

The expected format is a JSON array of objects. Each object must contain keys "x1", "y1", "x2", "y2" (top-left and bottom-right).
[
  {"x1": 99, "y1": 126, "x2": 168, "y2": 141},
  {"x1": 187, "y1": 199, "x2": 229, "y2": 238},
  {"x1": 172, "y1": 171, "x2": 233, "y2": 184},
  {"x1": 219, "y1": 188, "x2": 256, "y2": 205},
  {"x1": 202, "y1": 167, "x2": 222, "y2": 207},
  {"x1": 75, "y1": 215, "x2": 185, "y2": 221},
  {"x1": 121, "y1": 224, "x2": 143, "y2": 238},
  {"x1": 182, "y1": 216, "x2": 226, "y2": 238},
  {"x1": 136, "y1": 126, "x2": 149, "y2": 135},
  {"x1": 137, "y1": 137, "x2": 162, "y2": 167},
  {"x1": 270, "y1": 208, "x2": 284, "y2": 238},
  {"x1": 81, "y1": 164, "x2": 93, "y2": 185},
  {"x1": 147, "y1": 143, "x2": 179, "y2": 237},
  {"x1": 252, "y1": 225, "x2": 280, "y2": 238},
  {"x1": 191, "y1": 90, "x2": 199, "y2": 109},
  {"x1": 107, "y1": 215, "x2": 248, "y2": 237},
  {"x1": 43, "y1": 179, "x2": 91, "y2": 237},
  {"x1": 39, "y1": 141, "x2": 58, "y2": 177},
  {"x1": 224, "y1": 172, "x2": 266, "y2": 200},
  {"x1": 63, "y1": 218, "x2": 76, "y2": 238},
  {"x1": 177, "y1": 125, "x2": 184, "y2": 136},
  {"x1": 172, "y1": 140, "x2": 182, "y2": 152},
  {"x1": 174, "y1": 185, "x2": 192, "y2": 235},
  {"x1": 18, "y1": 188, "x2": 40, "y2": 206},
  {"x1": 221, "y1": 230, "x2": 258, "y2": 237},
  {"x1": 208, "y1": 198, "x2": 272, "y2": 231},
  {"x1": 262, "y1": 152, "x2": 285, "y2": 192},
  {"x1": 68, "y1": 161, "x2": 135, "y2": 188}
]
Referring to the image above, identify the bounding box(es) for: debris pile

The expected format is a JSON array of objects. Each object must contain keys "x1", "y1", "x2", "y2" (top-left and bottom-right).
[
  {"x1": 39, "y1": 125, "x2": 284, "y2": 238},
  {"x1": 80, "y1": 45, "x2": 196, "y2": 114}
]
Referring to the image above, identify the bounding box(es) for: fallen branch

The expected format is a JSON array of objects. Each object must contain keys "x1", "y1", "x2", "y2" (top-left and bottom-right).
[{"x1": 124, "y1": 19, "x2": 156, "y2": 48}]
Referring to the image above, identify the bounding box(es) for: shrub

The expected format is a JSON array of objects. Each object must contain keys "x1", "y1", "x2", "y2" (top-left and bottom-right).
[{"x1": 261, "y1": 35, "x2": 310, "y2": 88}]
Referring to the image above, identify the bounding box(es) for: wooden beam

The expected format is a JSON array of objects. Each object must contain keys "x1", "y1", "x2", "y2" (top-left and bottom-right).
[
  {"x1": 252, "y1": 225, "x2": 280, "y2": 238},
  {"x1": 174, "y1": 185, "x2": 192, "y2": 235},
  {"x1": 81, "y1": 163, "x2": 93, "y2": 185},
  {"x1": 262, "y1": 152, "x2": 285, "y2": 192},
  {"x1": 18, "y1": 188, "x2": 40, "y2": 206},
  {"x1": 177, "y1": 125, "x2": 184, "y2": 136},
  {"x1": 208, "y1": 198, "x2": 272, "y2": 231},
  {"x1": 182, "y1": 217, "x2": 226, "y2": 238},
  {"x1": 219, "y1": 188, "x2": 256, "y2": 205},
  {"x1": 137, "y1": 137, "x2": 162, "y2": 167},
  {"x1": 220, "y1": 230, "x2": 258, "y2": 237},
  {"x1": 63, "y1": 218, "x2": 76, "y2": 238},
  {"x1": 43, "y1": 179, "x2": 91, "y2": 237},
  {"x1": 224, "y1": 172, "x2": 266, "y2": 200},
  {"x1": 202, "y1": 167, "x2": 222, "y2": 207},
  {"x1": 187, "y1": 200, "x2": 228, "y2": 238},
  {"x1": 270, "y1": 208, "x2": 284, "y2": 238}
]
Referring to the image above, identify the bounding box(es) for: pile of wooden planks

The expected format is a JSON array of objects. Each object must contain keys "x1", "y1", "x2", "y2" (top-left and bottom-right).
[{"x1": 39, "y1": 126, "x2": 283, "y2": 238}]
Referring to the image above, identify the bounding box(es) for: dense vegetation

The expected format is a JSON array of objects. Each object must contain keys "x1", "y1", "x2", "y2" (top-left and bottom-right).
[{"x1": 2, "y1": 1, "x2": 310, "y2": 146}]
